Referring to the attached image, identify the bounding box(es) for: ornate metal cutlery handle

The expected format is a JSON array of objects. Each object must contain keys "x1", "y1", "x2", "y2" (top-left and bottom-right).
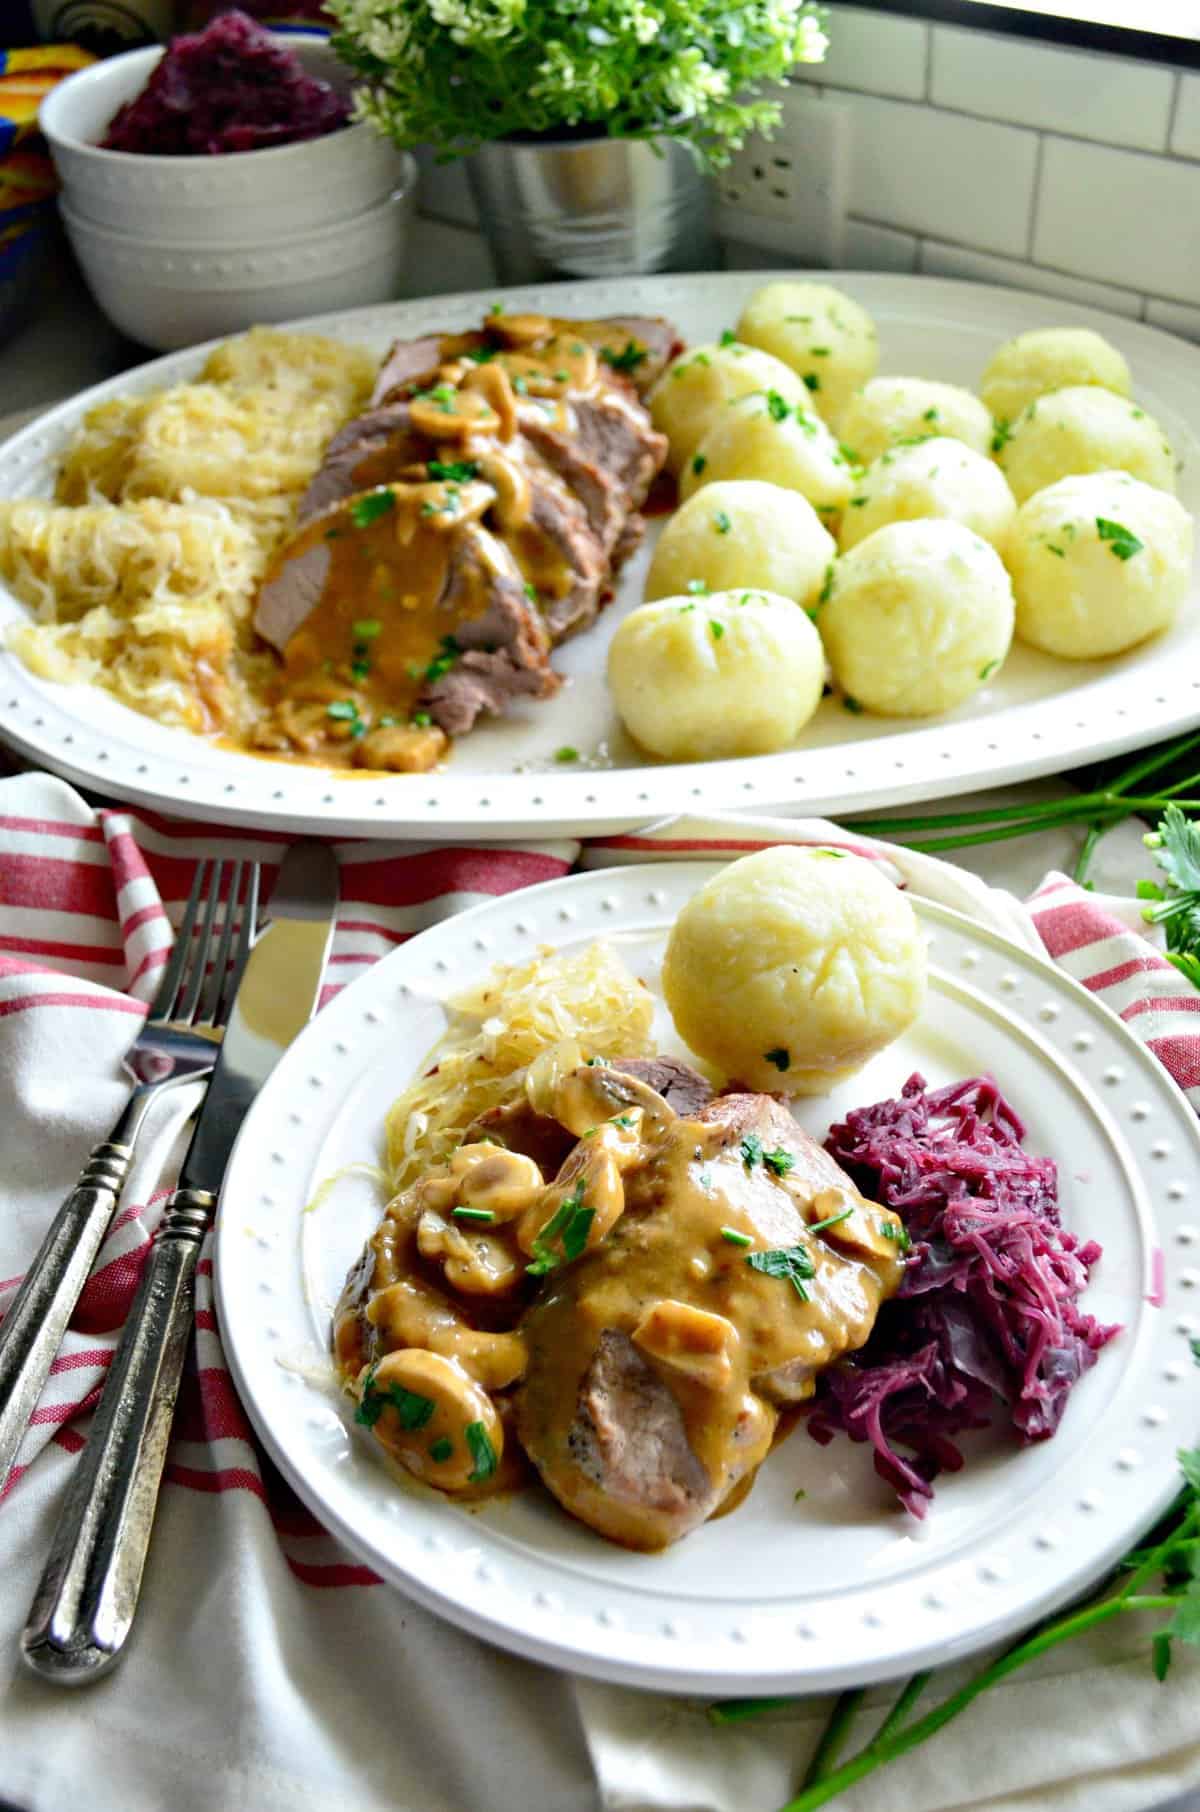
[
  {"x1": 21, "y1": 1190, "x2": 214, "y2": 1684},
  {"x1": 0, "y1": 1140, "x2": 136, "y2": 1493}
]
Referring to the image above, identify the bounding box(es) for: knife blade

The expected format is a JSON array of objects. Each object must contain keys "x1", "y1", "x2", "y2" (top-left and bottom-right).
[{"x1": 21, "y1": 841, "x2": 339, "y2": 1684}]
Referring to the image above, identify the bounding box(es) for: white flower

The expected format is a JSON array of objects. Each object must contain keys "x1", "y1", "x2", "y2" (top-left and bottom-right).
[
  {"x1": 795, "y1": 13, "x2": 829, "y2": 61},
  {"x1": 629, "y1": 4, "x2": 660, "y2": 44}
]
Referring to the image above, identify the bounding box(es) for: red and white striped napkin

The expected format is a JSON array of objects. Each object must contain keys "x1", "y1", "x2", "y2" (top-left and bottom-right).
[{"x1": 3, "y1": 767, "x2": 1200, "y2": 1812}]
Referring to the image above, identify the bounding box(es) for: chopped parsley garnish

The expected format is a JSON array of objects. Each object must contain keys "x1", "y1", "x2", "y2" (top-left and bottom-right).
[
  {"x1": 713, "y1": 510, "x2": 732, "y2": 534},
  {"x1": 1097, "y1": 516, "x2": 1144, "y2": 561},
  {"x1": 763, "y1": 1148, "x2": 795, "y2": 1178},
  {"x1": 555, "y1": 745, "x2": 579, "y2": 763},
  {"x1": 452, "y1": 1206, "x2": 496, "y2": 1223},
  {"x1": 351, "y1": 661, "x2": 370, "y2": 683},
  {"x1": 692, "y1": 453, "x2": 708, "y2": 475},
  {"x1": 489, "y1": 301, "x2": 505, "y2": 315},
  {"x1": 766, "y1": 388, "x2": 791, "y2": 422},
  {"x1": 922, "y1": 407, "x2": 939, "y2": 422},
  {"x1": 465, "y1": 345, "x2": 496, "y2": 364},
  {"x1": 524, "y1": 581, "x2": 538, "y2": 602},
  {"x1": 466, "y1": 1420, "x2": 498, "y2": 1483},
  {"x1": 843, "y1": 695, "x2": 864, "y2": 714},
  {"x1": 720, "y1": 329, "x2": 738, "y2": 346},
  {"x1": 991, "y1": 418, "x2": 1013, "y2": 454},
  {"x1": 429, "y1": 1437, "x2": 453, "y2": 1463},
  {"x1": 817, "y1": 563, "x2": 835, "y2": 607},
  {"x1": 423, "y1": 635, "x2": 460, "y2": 684},
  {"x1": 807, "y1": 1205, "x2": 854, "y2": 1234},
  {"x1": 427, "y1": 458, "x2": 480, "y2": 483},
  {"x1": 410, "y1": 711, "x2": 432, "y2": 728},
  {"x1": 526, "y1": 1179, "x2": 593, "y2": 1275},
  {"x1": 746, "y1": 1243, "x2": 816, "y2": 1300},
  {"x1": 678, "y1": 602, "x2": 696, "y2": 614},
  {"x1": 710, "y1": 619, "x2": 726, "y2": 640},
  {"x1": 327, "y1": 700, "x2": 358, "y2": 722},
  {"x1": 602, "y1": 340, "x2": 648, "y2": 373},
  {"x1": 698, "y1": 1170, "x2": 713, "y2": 1190},
  {"x1": 610, "y1": 1114, "x2": 635, "y2": 1128},
  {"x1": 353, "y1": 618, "x2": 382, "y2": 640},
  {"x1": 880, "y1": 1218, "x2": 912, "y2": 1252},
  {"x1": 809, "y1": 346, "x2": 831, "y2": 356},
  {"x1": 355, "y1": 1365, "x2": 436, "y2": 1431},
  {"x1": 1190, "y1": 1335, "x2": 1200, "y2": 1367},
  {"x1": 1046, "y1": 543, "x2": 1066, "y2": 558},
  {"x1": 979, "y1": 658, "x2": 1000, "y2": 681},
  {"x1": 740, "y1": 1133, "x2": 764, "y2": 1169},
  {"x1": 721, "y1": 1226, "x2": 753, "y2": 1247},
  {"x1": 803, "y1": 373, "x2": 820, "y2": 392},
  {"x1": 686, "y1": 578, "x2": 709, "y2": 595},
  {"x1": 349, "y1": 488, "x2": 395, "y2": 528},
  {"x1": 512, "y1": 374, "x2": 529, "y2": 396},
  {"x1": 850, "y1": 495, "x2": 868, "y2": 507},
  {"x1": 764, "y1": 1047, "x2": 790, "y2": 1071}
]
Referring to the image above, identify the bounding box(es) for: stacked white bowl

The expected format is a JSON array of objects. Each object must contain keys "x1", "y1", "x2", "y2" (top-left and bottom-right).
[{"x1": 39, "y1": 35, "x2": 416, "y2": 351}]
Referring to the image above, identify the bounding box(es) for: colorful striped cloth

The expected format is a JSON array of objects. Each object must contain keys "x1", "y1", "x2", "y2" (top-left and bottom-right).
[{"x1": 2, "y1": 768, "x2": 1199, "y2": 1812}]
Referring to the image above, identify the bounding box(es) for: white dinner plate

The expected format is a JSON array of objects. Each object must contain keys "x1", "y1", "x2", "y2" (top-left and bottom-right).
[
  {"x1": 3, "y1": 272, "x2": 1200, "y2": 839},
  {"x1": 215, "y1": 862, "x2": 1200, "y2": 1695}
]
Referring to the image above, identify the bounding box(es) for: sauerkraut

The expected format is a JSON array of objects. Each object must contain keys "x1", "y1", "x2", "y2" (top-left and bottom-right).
[
  {"x1": 6, "y1": 326, "x2": 374, "y2": 736},
  {"x1": 384, "y1": 941, "x2": 656, "y2": 1190},
  {"x1": 2, "y1": 497, "x2": 267, "y2": 731}
]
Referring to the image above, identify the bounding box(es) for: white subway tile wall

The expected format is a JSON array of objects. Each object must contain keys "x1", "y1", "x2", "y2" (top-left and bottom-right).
[
  {"x1": 843, "y1": 217, "x2": 919, "y2": 272},
  {"x1": 843, "y1": 93, "x2": 1039, "y2": 256},
  {"x1": 929, "y1": 24, "x2": 1175, "y2": 151},
  {"x1": 793, "y1": 8, "x2": 1200, "y2": 340},
  {"x1": 918, "y1": 238, "x2": 1144, "y2": 318},
  {"x1": 410, "y1": 6, "x2": 1200, "y2": 342}
]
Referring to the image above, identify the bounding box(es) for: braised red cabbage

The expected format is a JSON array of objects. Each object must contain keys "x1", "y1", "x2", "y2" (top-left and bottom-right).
[
  {"x1": 809, "y1": 1073, "x2": 1120, "y2": 1515},
  {"x1": 101, "y1": 11, "x2": 350, "y2": 157}
]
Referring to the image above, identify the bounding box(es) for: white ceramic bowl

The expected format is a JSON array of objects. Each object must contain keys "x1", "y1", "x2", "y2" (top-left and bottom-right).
[
  {"x1": 39, "y1": 35, "x2": 410, "y2": 241},
  {"x1": 60, "y1": 184, "x2": 416, "y2": 351}
]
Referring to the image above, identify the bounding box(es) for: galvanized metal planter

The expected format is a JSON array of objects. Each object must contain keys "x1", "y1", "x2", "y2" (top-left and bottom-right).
[{"x1": 466, "y1": 132, "x2": 716, "y2": 283}]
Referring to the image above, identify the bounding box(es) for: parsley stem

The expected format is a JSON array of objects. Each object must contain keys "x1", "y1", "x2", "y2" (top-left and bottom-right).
[
  {"x1": 708, "y1": 1696, "x2": 795, "y2": 1726},
  {"x1": 872, "y1": 1670, "x2": 931, "y2": 1745},
  {"x1": 1074, "y1": 821, "x2": 1104, "y2": 885},
  {"x1": 777, "y1": 1595, "x2": 1138, "y2": 1812},
  {"x1": 799, "y1": 1689, "x2": 865, "y2": 1787}
]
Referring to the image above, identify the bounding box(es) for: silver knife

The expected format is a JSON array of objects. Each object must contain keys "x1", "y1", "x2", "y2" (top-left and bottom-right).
[{"x1": 21, "y1": 842, "x2": 339, "y2": 1685}]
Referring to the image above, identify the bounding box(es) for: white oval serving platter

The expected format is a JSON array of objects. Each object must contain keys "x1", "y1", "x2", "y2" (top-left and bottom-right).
[
  {"x1": 214, "y1": 862, "x2": 1200, "y2": 1695},
  {"x1": 2, "y1": 273, "x2": 1200, "y2": 838}
]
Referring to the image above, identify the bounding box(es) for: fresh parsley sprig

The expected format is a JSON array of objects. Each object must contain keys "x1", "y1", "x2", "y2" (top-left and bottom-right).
[
  {"x1": 1140, "y1": 803, "x2": 1200, "y2": 987},
  {"x1": 709, "y1": 1446, "x2": 1200, "y2": 1808}
]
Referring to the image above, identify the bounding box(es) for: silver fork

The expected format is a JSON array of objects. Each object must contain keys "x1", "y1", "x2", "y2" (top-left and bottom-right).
[{"x1": 0, "y1": 858, "x2": 260, "y2": 1495}]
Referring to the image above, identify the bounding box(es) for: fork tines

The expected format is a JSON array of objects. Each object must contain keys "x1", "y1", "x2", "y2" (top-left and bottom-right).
[{"x1": 150, "y1": 859, "x2": 261, "y2": 1030}]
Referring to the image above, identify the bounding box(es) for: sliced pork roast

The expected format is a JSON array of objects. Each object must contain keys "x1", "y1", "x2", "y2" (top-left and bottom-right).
[
  {"x1": 252, "y1": 309, "x2": 674, "y2": 767},
  {"x1": 515, "y1": 1072, "x2": 907, "y2": 1550}
]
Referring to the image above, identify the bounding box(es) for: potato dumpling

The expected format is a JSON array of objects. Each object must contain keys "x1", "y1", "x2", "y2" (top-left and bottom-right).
[
  {"x1": 607, "y1": 590, "x2": 824, "y2": 761},
  {"x1": 645, "y1": 479, "x2": 835, "y2": 609},
  {"x1": 679, "y1": 390, "x2": 854, "y2": 523},
  {"x1": 995, "y1": 385, "x2": 1176, "y2": 504},
  {"x1": 821, "y1": 519, "x2": 1014, "y2": 716},
  {"x1": 648, "y1": 341, "x2": 808, "y2": 475},
  {"x1": 1006, "y1": 470, "x2": 1193, "y2": 659},
  {"x1": 734, "y1": 281, "x2": 879, "y2": 423},
  {"x1": 980, "y1": 326, "x2": 1132, "y2": 426},
  {"x1": 838, "y1": 378, "x2": 992, "y2": 466},
  {"x1": 840, "y1": 436, "x2": 1016, "y2": 554},
  {"x1": 663, "y1": 846, "x2": 927, "y2": 1095}
]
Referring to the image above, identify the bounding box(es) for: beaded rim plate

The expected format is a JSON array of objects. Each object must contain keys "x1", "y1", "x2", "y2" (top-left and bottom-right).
[
  {"x1": 2, "y1": 271, "x2": 1200, "y2": 838},
  {"x1": 214, "y1": 863, "x2": 1200, "y2": 1694}
]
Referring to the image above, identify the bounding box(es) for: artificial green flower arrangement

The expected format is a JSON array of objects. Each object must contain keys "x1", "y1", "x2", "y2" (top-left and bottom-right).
[{"x1": 327, "y1": 0, "x2": 828, "y2": 166}]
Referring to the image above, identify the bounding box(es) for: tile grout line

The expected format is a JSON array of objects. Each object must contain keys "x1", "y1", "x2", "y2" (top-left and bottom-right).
[
  {"x1": 1027, "y1": 130, "x2": 1046, "y2": 261},
  {"x1": 923, "y1": 22, "x2": 934, "y2": 104},
  {"x1": 1165, "y1": 69, "x2": 1183, "y2": 157},
  {"x1": 845, "y1": 212, "x2": 1154, "y2": 307},
  {"x1": 794, "y1": 77, "x2": 1197, "y2": 164}
]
